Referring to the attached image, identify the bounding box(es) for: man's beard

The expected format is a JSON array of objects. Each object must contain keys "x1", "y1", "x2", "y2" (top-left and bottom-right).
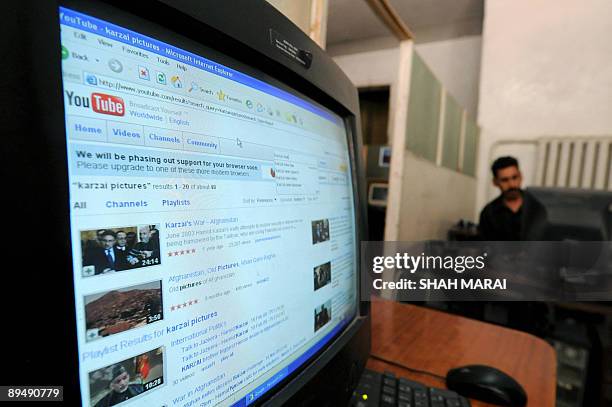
[{"x1": 503, "y1": 188, "x2": 521, "y2": 199}]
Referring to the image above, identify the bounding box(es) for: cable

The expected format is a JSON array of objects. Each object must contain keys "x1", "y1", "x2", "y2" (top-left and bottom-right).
[{"x1": 369, "y1": 353, "x2": 447, "y2": 382}]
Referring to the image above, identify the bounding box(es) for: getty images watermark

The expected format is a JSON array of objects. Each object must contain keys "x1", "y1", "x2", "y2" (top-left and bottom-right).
[
  {"x1": 371, "y1": 251, "x2": 504, "y2": 290},
  {"x1": 360, "y1": 241, "x2": 612, "y2": 301}
]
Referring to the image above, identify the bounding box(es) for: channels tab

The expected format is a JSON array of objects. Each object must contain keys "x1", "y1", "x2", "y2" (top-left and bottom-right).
[{"x1": 144, "y1": 126, "x2": 183, "y2": 150}]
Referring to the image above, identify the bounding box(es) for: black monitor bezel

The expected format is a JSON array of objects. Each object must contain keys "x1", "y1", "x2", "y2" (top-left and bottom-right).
[{"x1": 4, "y1": 0, "x2": 370, "y2": 404}]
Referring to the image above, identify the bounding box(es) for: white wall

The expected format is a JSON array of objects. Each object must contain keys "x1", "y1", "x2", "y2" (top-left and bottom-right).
[
  {"x1": 416, "y1": 36, "x2": 482, "y2": 118},
  {"x1": 379, "y1": 41, "x2": 479, "y2": 240},
  {"x1": 397, "y1": 153, "x2": 478, "y2": 240},
  {"x1": 333, "y1": 48, "x2": 400, "y2": 89},
  {"x1": 334, "y1": 48, "x2": 400, "y2": 147},
  {"x1": 266, "y1": 0, "x2": 312, "y2": 35},
  {"x1": 266, "y1": 0, "x2": 328, "y2": 48},
  {"x1": 334, "y1": 42, "x2": 480, "y2": 240},
  {"x1": 476, "y1": 0, "x2": 612, "y2": 213},
  {"x1": 332, "y1": 36, "x2": 482, "y2": 118}
]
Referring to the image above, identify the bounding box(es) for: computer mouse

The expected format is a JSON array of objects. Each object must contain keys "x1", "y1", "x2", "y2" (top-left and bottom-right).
[{"x1": 446, "y1": 365, "x2": 527, "y2": 407}]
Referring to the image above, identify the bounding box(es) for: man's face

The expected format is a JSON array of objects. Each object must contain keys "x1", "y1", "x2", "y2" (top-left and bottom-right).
[
  {"x1": 116, "y1": 232, "x2": 127, "y2": 248},
  {"x1": 494, "y1": 166, "x2": 522, "y2": 199},
  {"x1": 101, "y1": 234, "x2": 116, "y2": 250},
  {"x1": 110, "y1": 371, "x2": 130, "y2": 393},
  {"x1": 139, "y1": 229, "x2": 150, "y2": 243}
]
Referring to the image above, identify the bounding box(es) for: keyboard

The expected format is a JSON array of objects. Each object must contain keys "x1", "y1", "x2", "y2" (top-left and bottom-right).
[{"x1": 350, "y1": 369, "x2": 471, "y2": 407}]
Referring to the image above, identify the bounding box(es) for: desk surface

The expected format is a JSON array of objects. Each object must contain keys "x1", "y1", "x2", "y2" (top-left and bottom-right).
[{"x1": 367, "y1": 298, "x2": 557, "y2": 407}]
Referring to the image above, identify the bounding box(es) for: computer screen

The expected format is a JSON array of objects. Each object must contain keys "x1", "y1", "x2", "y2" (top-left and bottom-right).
[
  {"x1": 526, "y1": 187, "x2": 612, "y2": 241},
  {"x1": 59, "y1": 4, "x2": 358, "y2": 405},
  {"x1": 367, "y1": 183, "x2": 388, "y2": 207}
]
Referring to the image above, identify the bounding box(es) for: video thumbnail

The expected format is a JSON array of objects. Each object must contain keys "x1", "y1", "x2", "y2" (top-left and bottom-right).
[
  {"x1": 311, "y1": 219, "x2": 330, "y2": 244},
  {"x1": 89, "y1": 347, "x2": 164, "y2": 407},
  {"x1": 81, "y1": 224, "x2": 161, "y2": 277},
  {"x1": 314, "y1": 300, "x2": 332, "y2": 332},
  {"x1": 85, "y1": 280, "x2": 163, "y2": 342},
  {"x1": 313, "y1": 261, "x2": 331, "y2": 291}
]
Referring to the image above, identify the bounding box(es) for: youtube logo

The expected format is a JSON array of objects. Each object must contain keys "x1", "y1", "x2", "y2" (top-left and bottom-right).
[{"x1": 91, "y1": 93, "x2": 125, "y2": 116}]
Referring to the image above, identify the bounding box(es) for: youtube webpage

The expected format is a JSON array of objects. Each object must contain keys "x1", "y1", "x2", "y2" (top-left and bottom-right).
[{"x1": 60, "y1": 7, "x2": 357, "y2": 407}]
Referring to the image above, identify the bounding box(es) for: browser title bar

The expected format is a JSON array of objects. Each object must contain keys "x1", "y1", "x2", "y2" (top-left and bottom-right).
[{"x1": 58, "y1": 7, "x2": 342, "y2": 126}]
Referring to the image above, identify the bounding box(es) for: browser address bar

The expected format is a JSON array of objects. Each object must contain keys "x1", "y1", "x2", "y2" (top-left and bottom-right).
[{"x1": 86, "y1": 72, "x2": 261, "y2": 124}]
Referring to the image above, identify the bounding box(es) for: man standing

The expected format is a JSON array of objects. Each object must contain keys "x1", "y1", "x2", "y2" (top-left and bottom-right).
[
  {"x1": 84, "y1": 230, "x2": 128, "y2": 274},
  {"x1": 115, "y1": 231, "x2": 128, "y2": 253},
  {"x1": 477, "y1": 156, "x2": 549, "y2": 335},
  {"x1": 114, "y1": 230, "x2": 131, "y2": 270},
  {"x1": 479, "y1": 156, "x2": 545, "y2": 241}
]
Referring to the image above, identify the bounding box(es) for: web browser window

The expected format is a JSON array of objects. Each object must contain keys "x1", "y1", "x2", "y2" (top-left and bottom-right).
[{"x1": 60, "y1": 6, "x2": 357, "y2": 407}]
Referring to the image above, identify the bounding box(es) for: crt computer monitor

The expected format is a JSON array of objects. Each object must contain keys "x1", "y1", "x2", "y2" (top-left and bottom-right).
[
  {"x1": 4, "y1": 0, "x2": 369, "y2": 405},
  {"x1": 526, "y1": 187, "x2": 612, "y2": 241}
]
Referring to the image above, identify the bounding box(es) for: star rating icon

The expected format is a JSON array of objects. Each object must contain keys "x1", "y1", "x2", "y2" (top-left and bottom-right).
[
  {"x1": 168, "y1": 248, "x2": 196, "y2": 257},
  {"x1": 170, "y1": 298, "x2": 199, "y2": 311}
]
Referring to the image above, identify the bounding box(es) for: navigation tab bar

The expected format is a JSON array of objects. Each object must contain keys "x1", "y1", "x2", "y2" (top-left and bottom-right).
[{"x1": 66, "y1": 114, "x2": 277, "y2": 163}]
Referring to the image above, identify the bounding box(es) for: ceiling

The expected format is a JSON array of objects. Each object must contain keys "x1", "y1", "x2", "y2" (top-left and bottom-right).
[{"x1": 327, "y1": 0, "x2": 483, "y2": 54}]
